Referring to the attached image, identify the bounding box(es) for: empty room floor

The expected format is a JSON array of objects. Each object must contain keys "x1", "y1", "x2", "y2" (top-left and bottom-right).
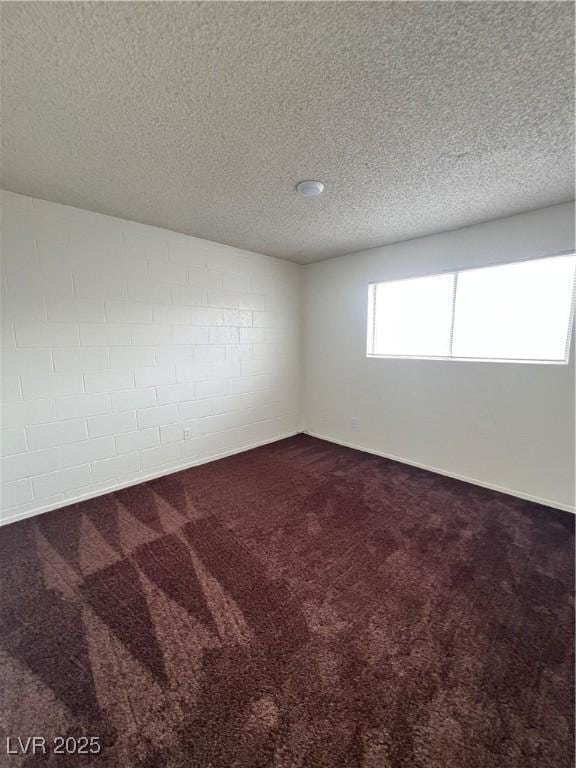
[{"x1": 0, "y1": 434, "x2": 573, "y2": 768}]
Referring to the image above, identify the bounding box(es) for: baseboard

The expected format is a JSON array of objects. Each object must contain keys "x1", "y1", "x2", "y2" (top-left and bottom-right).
[
  {"x1": 4, "y1": 428, "x2": 573, "y2": 525},
  {"x1": 0, "y1": 430, "x2": 300, "y2": 527},
  {"x1": 307, "y1": 431, "x2": 576, "y2": 514}
]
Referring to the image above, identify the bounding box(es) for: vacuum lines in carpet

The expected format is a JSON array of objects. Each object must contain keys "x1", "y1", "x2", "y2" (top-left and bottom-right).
[{"x1": 0, "y1": 434, "x2": 573, "y2": 767}]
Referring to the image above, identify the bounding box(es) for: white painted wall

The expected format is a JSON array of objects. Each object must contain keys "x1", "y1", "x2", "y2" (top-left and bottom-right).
[
  {"x1": 1, "y1": 191, "x2": 301, "y2": 524},
  {"x1": 2, "y1": 193, "x2": 573, "y2": 523},
  {"x1": 303, "y1": 203, "x2": 575, "y2": 511}
]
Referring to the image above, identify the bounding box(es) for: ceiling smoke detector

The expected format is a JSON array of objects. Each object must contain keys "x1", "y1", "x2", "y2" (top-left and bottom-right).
[{"x1": 296, "y1": 180, "x2": 325, "y2": 197}]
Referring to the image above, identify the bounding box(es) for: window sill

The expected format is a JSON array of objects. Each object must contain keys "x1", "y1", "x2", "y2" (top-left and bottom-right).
[{"x1": 365, "y1": 354, "x2": 569, "y2": 365}]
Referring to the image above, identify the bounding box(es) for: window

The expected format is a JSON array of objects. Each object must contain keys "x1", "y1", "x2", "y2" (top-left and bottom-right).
[{"x1": 367, "y1": 253, "x2": 576, "y2": 363}]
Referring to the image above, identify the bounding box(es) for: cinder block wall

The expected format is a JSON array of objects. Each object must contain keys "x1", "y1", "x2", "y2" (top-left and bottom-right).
[{"x1": 1, "y1": 191, "x2": 301, "y2": 523}]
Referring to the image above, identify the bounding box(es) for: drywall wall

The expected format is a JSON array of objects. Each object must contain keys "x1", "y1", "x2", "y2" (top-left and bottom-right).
[
  {"x1": 2, "y1": 192, "x2": 574, "y2": 523},
  {"x1": 1, "y1": 191, "x2": 301, "y2": 524},
  {"x1": 303, "y1": 202, "x2": 575, "y2": 511}
]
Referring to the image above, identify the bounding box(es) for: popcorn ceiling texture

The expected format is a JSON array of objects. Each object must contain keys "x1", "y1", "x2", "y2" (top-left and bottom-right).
[{"x1": 1, "y1": 2, "x2": 573, "y2": 263}]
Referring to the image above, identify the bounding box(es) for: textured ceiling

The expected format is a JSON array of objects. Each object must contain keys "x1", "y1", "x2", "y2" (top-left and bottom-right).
[{"x1": 1, "y1": 2, "x2": 574, "y2": 263}]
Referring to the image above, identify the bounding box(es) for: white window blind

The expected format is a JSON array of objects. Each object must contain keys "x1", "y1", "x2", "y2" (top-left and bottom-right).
[{"x1": 367, "y1": 253, "x2": 576, "y2": 363}]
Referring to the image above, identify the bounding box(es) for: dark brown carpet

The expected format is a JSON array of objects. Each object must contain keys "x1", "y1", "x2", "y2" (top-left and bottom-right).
[{"x1": 0, "y1": 434, "x2": 574, "y2": 767}]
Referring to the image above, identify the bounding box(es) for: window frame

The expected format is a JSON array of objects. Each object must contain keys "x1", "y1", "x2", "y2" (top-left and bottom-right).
[{"x1": 366, "y1": 250, "x2": 576, "y2": 365}]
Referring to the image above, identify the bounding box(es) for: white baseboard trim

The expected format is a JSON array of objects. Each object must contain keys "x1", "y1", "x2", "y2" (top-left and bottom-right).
[
  {"x1": 1, "y1": 430, "x2": 300, "y2": 527},
  {"x1": 307, "y1": 431, "x2": 575, "y2": 514},
  {"x1": 3, "y1": 429, "x2": 573, "y2": 526}
]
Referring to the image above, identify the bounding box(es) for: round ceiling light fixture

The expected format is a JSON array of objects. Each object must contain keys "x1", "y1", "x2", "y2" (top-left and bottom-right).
[{"x1": 296, "y1": 180, "x2": 325, "y2": 197}]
